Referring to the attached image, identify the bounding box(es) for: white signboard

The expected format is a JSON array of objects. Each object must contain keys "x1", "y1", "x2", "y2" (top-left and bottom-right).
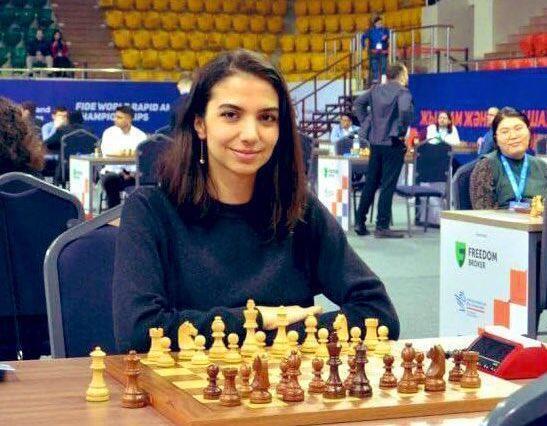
[
  {"x1": 317, "y1": 157, "x2": 350, "y2": 231},
  {"x1": 440, "y1": 218, "x2": 530, "y2": 336},
  {"x1": 69, "y1": 157, "x2": 91, "y2": 213}
]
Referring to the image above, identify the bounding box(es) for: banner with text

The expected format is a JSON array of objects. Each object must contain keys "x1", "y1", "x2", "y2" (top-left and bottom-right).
[
  {"x1": 409, "y1": 68, "x2": 547, "y2": 142},
  {"x1": 0, "y1": 79, "x2": 179, "y2": 136}
]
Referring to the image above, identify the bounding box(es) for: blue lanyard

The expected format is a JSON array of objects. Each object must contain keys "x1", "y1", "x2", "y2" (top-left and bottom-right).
[{"x1": 500, "y1": 154, "x2": 529, "y2": 202}]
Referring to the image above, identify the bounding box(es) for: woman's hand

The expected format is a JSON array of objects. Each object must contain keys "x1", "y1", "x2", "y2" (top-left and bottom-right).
[{"x1": 257, "y1": 305, "x2": 323, "y2": 331}]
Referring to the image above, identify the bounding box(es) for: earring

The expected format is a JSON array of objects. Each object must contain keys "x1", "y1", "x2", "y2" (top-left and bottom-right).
[{"x1": 199, "y1": 139, "x2": 205, "y2": 164}]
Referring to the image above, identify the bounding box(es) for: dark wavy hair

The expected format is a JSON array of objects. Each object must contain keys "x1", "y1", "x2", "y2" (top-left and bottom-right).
[
  {"x1": 158, "y1": 49, "x2": 307, "y2": 239},
  {"x1": 0, "y1": 97, "x2": 45, "y2": 172},
  {"x1": 436, "y1": 110, "x2": 453, "y2": 134},
  {"x1": 492, "y1": 107, "x2": 531, "y2": 150}
]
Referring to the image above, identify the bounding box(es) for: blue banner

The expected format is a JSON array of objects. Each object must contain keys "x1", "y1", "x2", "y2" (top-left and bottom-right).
[
  {"x1": 0, "y1": 79, "x2": 179, "y2": 137},
  {"x1": 409, "y1": 68, "x2": 547, "y2": 143}
]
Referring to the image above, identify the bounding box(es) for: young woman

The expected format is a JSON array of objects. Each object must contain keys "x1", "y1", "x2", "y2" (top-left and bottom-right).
[
  {"x1": 470, "y1": 107, "x2": 547, "y2": 209},
  {"x1": 112, "y1": 50, "x2": 399, "y2": 353},
  {"x1": 426, "y1": 110, "x2": 461, "y2": 146}
]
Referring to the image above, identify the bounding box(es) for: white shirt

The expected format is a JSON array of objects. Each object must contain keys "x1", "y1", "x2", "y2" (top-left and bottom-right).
[
  {"x1": 426, "y1": 124, "x2": 461, "y2": 146},
  {"x1": 100, "y1": 125, "x2": 147, "y2": 174}
]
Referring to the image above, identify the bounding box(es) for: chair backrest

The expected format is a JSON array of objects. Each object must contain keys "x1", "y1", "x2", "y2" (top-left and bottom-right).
[
  {"x1": 540, "y1": 200, "x2": 547, "y2": 315},
  {"x1": 136, "y1": 134, "x2": 172, "y2": 187},
  {"x1": 536, "y1": 137, "x2": 546, "y2": 155},
  {"x1": 154, "y1": 124, "x2": 173, "y2": 137},
  {"x1": 44, "y1": 205, "x2": 121, "y2": 358},
  {"x1": 415, "y1": 141, "x2": 452, "y2": 184},
  {"x1": 298, "y1": 132, "x2": 313, "y2": 175},
  {"x1": 451, "y1": 159, "x2": 478, "y2": 210},
  {"x1": 60, "y1": 129, "x2": 99, "y2": 185},
  {"x1": 0, "y1": 172, "x2": 84, "y2": 358}
]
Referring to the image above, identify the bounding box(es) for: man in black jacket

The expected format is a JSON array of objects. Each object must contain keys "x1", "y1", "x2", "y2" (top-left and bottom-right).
[{"x1": 354, "y1": 63, "x2": 413, "y2": 238}]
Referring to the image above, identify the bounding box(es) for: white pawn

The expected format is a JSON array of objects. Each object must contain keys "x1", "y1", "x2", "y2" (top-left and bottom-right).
[
  {"x1": 349, "y1": 326, "x2": 362, "y2": 356},
  {"x1": 255, "y1": 331, "x2": 267, "y2": 357},
  {"x1": 190, "y1": 335, "x2": 210, "y2": 366},
  {"x1": 209, "y1": 316, "x2": 228, "y2": 361},
  {"x1": 314, "y1": 328, "x2": 329, "y2": 358},
  {"x1": 364, "y1": 318, "x2": 379, "y2": 352},
  {"x1": 157, "y1": 337, "x2": 175, "y2": 368},
  {"x1": 86, "y1": 346, "x2": 110, "y2": 402},
  {"x1": 147, "y1": 327, "x2": 164, "y2": 363},
  {"x1": 374, "y1": 325, "x2": 391, "y2": 357},
  {"x1": 301, "y1": 314, "x2": 319, "y2": 354},
  {"x1": 286, "y1": 330, "x2": 301, "y2": 357},
  {"x1": 224, "y1": 333, "x2": 243, "y2": 364}
]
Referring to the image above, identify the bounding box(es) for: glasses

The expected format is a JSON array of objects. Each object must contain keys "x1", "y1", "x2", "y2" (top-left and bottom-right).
[{"x1": 496, "y1": 125, "x2": 527, "y2": 139}]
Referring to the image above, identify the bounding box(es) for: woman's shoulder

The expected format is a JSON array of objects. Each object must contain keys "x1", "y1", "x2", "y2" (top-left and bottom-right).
[{"x1": 122, "y1": 186, "x2": 175, "y2": 220}]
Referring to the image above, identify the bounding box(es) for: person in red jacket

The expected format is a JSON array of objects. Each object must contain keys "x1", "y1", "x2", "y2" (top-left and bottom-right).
[{"x1": 51, "y1": 30, "x2": 72, "y2": 77}]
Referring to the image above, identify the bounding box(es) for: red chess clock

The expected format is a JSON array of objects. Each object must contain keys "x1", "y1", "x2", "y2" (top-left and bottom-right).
[{"x1": 467, "y1": 326, "x2": 547, "y2": 380}]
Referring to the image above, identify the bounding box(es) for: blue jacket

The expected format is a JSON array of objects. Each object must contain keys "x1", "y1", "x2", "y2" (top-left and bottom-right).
[
  {"x1": 361, "y1": 27, "x2": 390, "y2": 51},
  {"x1": 478, "y1": 129, "x2": 495, "y2": 155}
]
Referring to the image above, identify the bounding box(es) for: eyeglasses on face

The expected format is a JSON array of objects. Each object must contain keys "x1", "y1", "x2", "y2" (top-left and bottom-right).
[{"x1": 496, "y1": 125, "x2": 527, "y2": 139}]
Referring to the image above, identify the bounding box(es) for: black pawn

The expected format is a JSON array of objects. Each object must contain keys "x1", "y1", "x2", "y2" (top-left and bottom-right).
[
  {"x1": 349, "y1": 343, "x2": 372, "y2": 398},
  {"x1": 203, "y1": 364, "x2": 221, "y2": 400}
]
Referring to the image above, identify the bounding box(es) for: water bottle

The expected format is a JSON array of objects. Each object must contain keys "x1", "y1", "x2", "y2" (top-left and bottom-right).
[{"x1": 352, "y1": 134, "x2": 360, "y2": 156}]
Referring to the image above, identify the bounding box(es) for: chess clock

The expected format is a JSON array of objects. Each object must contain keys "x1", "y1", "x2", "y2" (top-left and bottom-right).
[{"x1": 466, "y1": 326, "x2": 547, "y2": 380}]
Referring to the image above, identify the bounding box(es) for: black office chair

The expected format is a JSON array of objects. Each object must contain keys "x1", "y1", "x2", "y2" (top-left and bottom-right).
[
  {"x1": 44, "y1": 206, "x2": 121, "y2": 358},
  {"x1": 395, "y1": 142, "x2": 452, "y2": 236},
  {"x1": 135, "y1": 134, "x2": 173, "y2": 187},
  {"x1": 0, "y1": 173, "x2": 84, "y2": 360},
  {"x1": 535, "y1": 137, "x2": 546, "y2": 155},
  {"x1": 59, "y1": 128, "x2": 98, "y2": 187},
  {"x1": 451, "y1": 159, "x2": 479, "y2": 210}
]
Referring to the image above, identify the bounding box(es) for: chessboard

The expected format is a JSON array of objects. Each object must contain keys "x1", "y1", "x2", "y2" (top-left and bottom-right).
[{"x1": 104, "y1": 343, "x2": 521, "y2": 426}]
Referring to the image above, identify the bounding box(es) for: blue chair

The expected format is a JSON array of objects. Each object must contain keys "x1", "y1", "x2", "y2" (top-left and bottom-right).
[
  {"x1": 0, "y1": 172, "x2": 84, "y2": 360},
  {"x1": 60, "y1": 128, "x2": 99, "y2": 187},
  {"x1": 154, "y1": 124, "x2": 173, "y2": 137},
  {"x1": 44, "y1": 205, "x2": 121, "y2": 358},
  {"x1": 451, "y1": 159, "x2": 478, "y2": 210},
  {"x1": 538, "y1": 200, "x2": 547, "y2": 336},
  {"x1": 135, "y1": 134, "x2": 172, "y2": 187},
  {"x1": 395, "y1": 142, "x2": 452, "y2": 236}
]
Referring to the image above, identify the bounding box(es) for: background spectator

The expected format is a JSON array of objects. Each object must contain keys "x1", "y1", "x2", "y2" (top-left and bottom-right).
[
  {"x1": 477, "y1": 106, "x2": 499, "y2": 155},
  {"x1": 426, "y1": 111, "x2": 461, "y2": 145},
  {"x1": 330, "y1": 113, "x2": 360, "y2": 144},
  {"x1": 26, "y1": 29, "x2": 53, "y2": 71},
  {"x1": 361, "y1": 16, "x2": 390, "y2": 84},
  {"x1": 51, "y1": 30, "x2": 72, "y2": 77},
  {"x1": 41, "y1": 106, "x2": 69, "y2": 140}
]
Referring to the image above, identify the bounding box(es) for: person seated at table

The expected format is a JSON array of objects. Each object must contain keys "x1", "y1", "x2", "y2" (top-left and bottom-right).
[
  {"x1": 100, "y1": 105, "x2": 147, "y2": 209},
  {"x1": 470, "y1": 107, "x2": 547, "y2": 210},
  {"x1": 477, "y1": 106, "x2": 499, "y2": 155},
  {"x1": 112, "y1": 49, "x2": 400, "y2": 353},
  {"x1": 0, "y1": 97, "x2": 45, "y2": 178},
  {"x1": 330, "y1": 113, "x2": 360, "y2": 144},
  {"x1": 426, "y1": 111, "x2": 460, "y2": 146}
]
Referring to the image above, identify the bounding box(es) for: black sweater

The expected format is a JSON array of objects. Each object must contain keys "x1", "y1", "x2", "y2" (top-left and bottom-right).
[{"x1": 112, "y1": 187, "x2": 400, "y2": 353}]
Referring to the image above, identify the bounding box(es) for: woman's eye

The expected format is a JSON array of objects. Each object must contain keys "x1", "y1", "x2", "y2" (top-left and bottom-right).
[
  {"x1": 221, "y1": 111, "x2": 238, "y2": 120},
  {"x1": 260, "y1": 113, "x2": 278, "y2": 123}
]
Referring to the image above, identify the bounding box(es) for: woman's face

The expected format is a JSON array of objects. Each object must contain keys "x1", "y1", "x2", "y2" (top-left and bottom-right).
[
  {"x1": 437, "y1": 113, "x2": 450, "y2": 128},
  {"x1": 194, "y1": 72, "x2": 280, "y2": 186},
  {"x1": 54, "y1": 32, "x2": 60, "y2": 40},
  {"x1": 496, "y1": 117, "x2": 530, "y2": 159}
]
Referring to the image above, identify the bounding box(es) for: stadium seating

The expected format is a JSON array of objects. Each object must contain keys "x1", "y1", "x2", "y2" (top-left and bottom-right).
[{"x1": 152, "y1": 31, "x2": 170, "y2": 49}]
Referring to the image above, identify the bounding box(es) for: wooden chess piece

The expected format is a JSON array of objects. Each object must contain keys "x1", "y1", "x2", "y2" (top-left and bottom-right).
[
  {"x1": 374, "y1": 325, "x2": 391, "y2": 357},
  {"x1": 315, "y1": 328, "x2": 329, "y2": 358},
  {"x1": 209, "y1": 316, "x2": 228, "y2": 361},
  {"x1": 190, "y1": 335, "x2": 210, "y2": 366},
  {"x1": 343, "y1": 356, "x2": 356, "y2": 390},
  {"x1": 156, "y1": 337, "x2": 175, "y2": 368},
  {"x1": 308, "y1": 357, "x2": 326, "y2": 394},
  {"x1": 224, "y1": 333, "x2": 243, "y2": 364},
  {"x1": 178, "y1": 321, "x2": 197, "y2": 361},
  {"x1": 397, "y1": 342, "x2": 418, "y2": 394},
  {"x1": 86, "y1": 346, "x2": 110, "y2": 402},
  {"x1": 255, "y1": 331, "x2": 267, "y2": 357},
  {"x1": 286, "y1": 330, "x2": 301, "y2": 357},
  {"x1": 239, "y1": 362, "x2": 252, "y2": 398},
  {"x1": 282, "y1": 350, "x2": 304, "y2": 402},
  {"x1": 379, "y1": 354, "x2": 397, "y2": 389},
  {"x1": 349, "y1": 343, "x2": 372, "y2": 398},
  {"x1": 364, "y1": 318, "x2": 379, "y2": 352},
  {"x1": 349, "y1": 326, "x2": 361, "y2": 356},
  {"x1": 332, "y1": 314, "x2": 350, "y2": 355},
  {"x1": 414, "y1": 351, "x2": 426, "y2": 385},
  {"x1": 121, "y1": 350, "x2": 148, "y2": 408},
  {"x1": 219, "y1": 367, "x2": 241, "y2": 406},
  {"x1": 323, "y1": 331, "x2": 346, "y2": 399},
  {"x1": 276, "y1": 357, "x2": 290, "y2": 396},
  {"x1": 203, "y1": 364, "x2": 222, "y2": 400},
  {"x1": 241, "y1": 299, "x2": 258, "y2": 358},
  {"x1": 301, "y1": 314, "x2": 319, "y2": 354},
  {"x1": 250, "y1": 355, "x2": 272, "y2": 404},
  {"x1": 460, "y1": 351, "x2": 481, "y2": 389},
  {"x1": 147, "y1": 327, "x2": 163, "y2": 362},
  {"x1": 448, "y1": 349, "x2": 464, "y2": 382},
  {"x1": 271, "y1": 306, "x2": 289, "y2": 357},
  {"x1": 424, "y1": 345, "x2": 446, "y2": 392}
]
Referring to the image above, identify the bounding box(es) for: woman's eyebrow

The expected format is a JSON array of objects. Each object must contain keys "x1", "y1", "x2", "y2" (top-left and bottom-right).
[{"x1": 218, "y1": 104, "x2": 279, "y2": 113}]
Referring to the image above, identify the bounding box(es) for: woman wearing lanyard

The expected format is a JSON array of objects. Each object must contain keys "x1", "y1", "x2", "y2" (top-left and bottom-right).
[{"x1": 470, "y1": 107, "x2": 547, "y2": 210}]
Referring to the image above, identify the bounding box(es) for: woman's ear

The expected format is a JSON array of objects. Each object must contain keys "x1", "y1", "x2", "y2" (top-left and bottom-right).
[{"x1": 194, "y1": 115, "x2": 206, "y2": 140}]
